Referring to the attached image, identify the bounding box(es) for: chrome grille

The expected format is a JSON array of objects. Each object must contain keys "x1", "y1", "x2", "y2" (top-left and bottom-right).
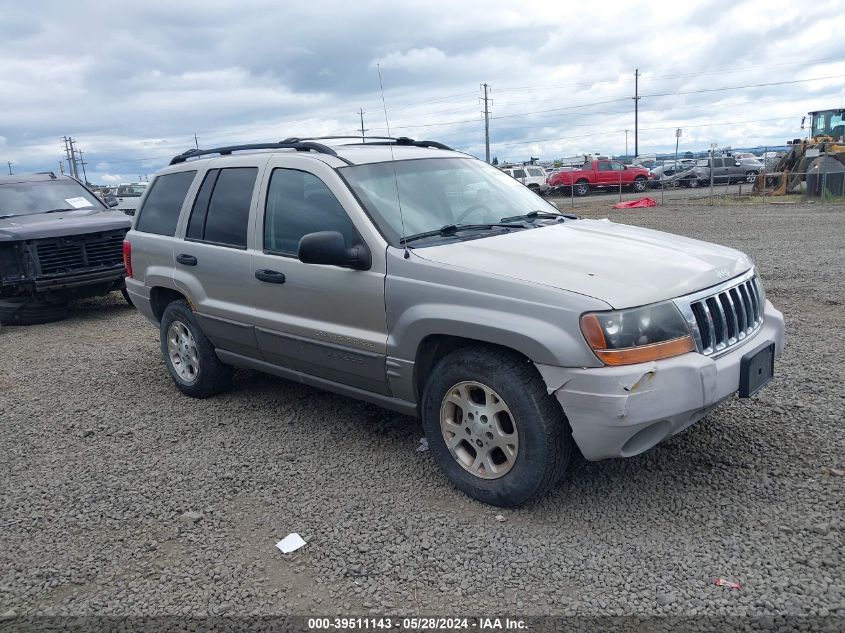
[
  {"x1": 34, "y1": 232, "x2": 126, "y2": 276},
  {"x1": 674, "y1": 271, "x2": 765, "y2": 356}
]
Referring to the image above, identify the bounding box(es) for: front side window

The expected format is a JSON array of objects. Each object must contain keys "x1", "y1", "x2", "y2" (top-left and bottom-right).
[
  {"x1": 611, "y1": 162, "x2": 625, "y2": 171},
  {"x1": 135, "y1": 171, "x2": 196, "y2": 236},
  {"x1": 186, "y1": 167, "x2": 257, "y2": 248},
  {"x1": 597, "y1": 162, "x2": 612, "y2": 172},
  {"x1": 341, "y1": 157, "x2": 558, "y2": 245},
  {"x1": 264, "y1": 169, "x2": 357, "y2": 255},
  {"x1": 512, "y1": 169, "x2": 526, "y2": 179}
]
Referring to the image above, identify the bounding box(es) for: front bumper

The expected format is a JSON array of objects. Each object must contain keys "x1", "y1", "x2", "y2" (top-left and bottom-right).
[{"x1": 537, "y1": 300, "x2": 785, "y2": 461}]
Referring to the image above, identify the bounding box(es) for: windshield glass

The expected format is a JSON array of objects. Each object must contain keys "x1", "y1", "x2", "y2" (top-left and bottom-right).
[
  {"x1": 0, "y1": 178, "x2": 104, "y2": 217},
  {"x1": 341, "y1": 158, "x2": 558, "y2": 245}
]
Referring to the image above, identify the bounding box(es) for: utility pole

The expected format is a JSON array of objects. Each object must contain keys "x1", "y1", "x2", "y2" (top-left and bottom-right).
[
  {"x1": 58, "y1": 161, "x2": 65, "y2": 175},
  {"x1": 194, "y1": 133, "x2": 199, "y2": 149},
  {"x1": 624, "y1": 129, "x2": 629, "y2": 157},
  {"x1": 67, "y1": 137, "x2": 80, "y2": 179},
  {"x1": 481, "y1": 83, "x2": 491, "y2": 163},
  {"x1": 6, "y1": 161, "x2": 12, "y2": 175},
  {"x1": 633, "y1": 69, "x2": 641, "y2": 158},
  {"x1": 62, "y1": 137, "x2": 74, "y2": 177},
  {"x1": 674, "y1": 128, "x2": 681, "y2": 168},
  {"x1": 358, "y1": 108, "x2": 368, "y2": 142},
  {"x1": 77, "y1": 148, "x2": 89, "y2": 185}
]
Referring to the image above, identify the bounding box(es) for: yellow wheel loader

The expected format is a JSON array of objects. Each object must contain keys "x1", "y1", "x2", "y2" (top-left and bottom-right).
[{"x1": 754, "y1": 109, "x2": 845, "y2": 196}]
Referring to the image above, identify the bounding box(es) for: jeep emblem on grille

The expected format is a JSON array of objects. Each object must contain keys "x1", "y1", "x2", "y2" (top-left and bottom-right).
[{"x1": 715, "y1": 268, "x2": 730, "y2": 279}]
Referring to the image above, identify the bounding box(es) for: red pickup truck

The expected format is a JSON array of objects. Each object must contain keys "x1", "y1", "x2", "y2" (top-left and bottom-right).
[{"x1": 547, "y1": 159, "x2": 653, "y2": 196}]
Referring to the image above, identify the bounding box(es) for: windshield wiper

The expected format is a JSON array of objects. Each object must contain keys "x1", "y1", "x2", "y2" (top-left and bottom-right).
[
  {"x1": 499, "y1": 210, "x2": 575, "y2": 223},
  {"x1": 43, "y1": 208, "x2": 80, "y2": 214},
  {"x1": 400, "y1": 222, "x2": 526, "y2": 245}
]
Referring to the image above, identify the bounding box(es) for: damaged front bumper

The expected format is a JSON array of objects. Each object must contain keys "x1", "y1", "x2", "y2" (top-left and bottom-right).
[{"x1": 537, "y1": 300, "x2": 785, "y2": 461}]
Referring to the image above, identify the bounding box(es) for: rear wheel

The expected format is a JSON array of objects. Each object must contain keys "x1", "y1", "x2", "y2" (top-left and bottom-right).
[
  {"x1": 574, "y1": 180, "x2": 589, "y2": 197},
  {"x1": 159, "y1": 300, "x2": 232, "y2": 398},
  {"x1": 686, "y1": 178, "x2": 700, "y2": 189},
  {"x1": 121, "y1": 287, "x2": 134, "y2": 307},
  {"x1": 421, "y1": 346, "x2": 572, "y2": 507},
  {"x1": 745, "y1": 171, "x2": 758, "y2": 183},
  {"x1": 632, "y1": 177, "x2": 647, "y2": 193}
]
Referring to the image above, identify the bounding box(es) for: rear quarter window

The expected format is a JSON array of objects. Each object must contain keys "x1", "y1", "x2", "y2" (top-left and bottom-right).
[{"x1": 135, "y1": 171, "x2": 196, "y2": 236}]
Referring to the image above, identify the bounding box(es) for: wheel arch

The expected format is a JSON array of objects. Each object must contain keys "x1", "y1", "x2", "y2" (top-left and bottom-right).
[{"x1": 150, "y1": 286, "x2": 188, "y2": 323}]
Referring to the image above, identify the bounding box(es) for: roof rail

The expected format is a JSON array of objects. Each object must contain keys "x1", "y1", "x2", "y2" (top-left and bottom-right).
[{"x1": 169, "y1": 140, "x2": 348, "y2": 166}]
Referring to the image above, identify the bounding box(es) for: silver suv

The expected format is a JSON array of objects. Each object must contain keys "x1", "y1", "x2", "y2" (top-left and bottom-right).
[{"x1": 125, "y1": 137, "x2": 785, "y2": 507}]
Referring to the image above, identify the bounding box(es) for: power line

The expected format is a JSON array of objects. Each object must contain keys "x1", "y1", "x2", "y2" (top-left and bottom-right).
[{"x1": 641, "y1": 74, "x2": 845, "y2": 98}]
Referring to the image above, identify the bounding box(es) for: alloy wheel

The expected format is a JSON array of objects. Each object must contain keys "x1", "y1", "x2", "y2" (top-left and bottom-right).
[{"x1": 439, "y1": 381, "x2": 519, "y2": 480}]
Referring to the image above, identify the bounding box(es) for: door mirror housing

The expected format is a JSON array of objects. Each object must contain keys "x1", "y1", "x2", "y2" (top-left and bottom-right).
[{"x1": 298, "y1": 231, "x2": 371, "y2": 270}]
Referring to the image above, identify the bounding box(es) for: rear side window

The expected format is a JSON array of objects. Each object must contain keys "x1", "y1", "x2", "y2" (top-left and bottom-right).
[
  {"x1": 186, "y1": 167, "x2": 257, "y2": 248},
  {"x1": 135, "y1": 171, "x2": 196, "y2": 236},
  {"x1": 264, "y1": 169, "x2": 357, "y2": 255}
]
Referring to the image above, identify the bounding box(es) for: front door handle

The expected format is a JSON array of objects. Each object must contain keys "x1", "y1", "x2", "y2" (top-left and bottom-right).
[
  {"x1": 255, "y1": 269, "x2": 286, "y2": 284},
  {"x1": 176, "y1": 254, "x2": 197, "y2": 266}
]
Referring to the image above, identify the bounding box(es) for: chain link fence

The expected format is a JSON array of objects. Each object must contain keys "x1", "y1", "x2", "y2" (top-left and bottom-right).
[{"x1": 544, "y1": 151, "x2": 845, "y2": 208}]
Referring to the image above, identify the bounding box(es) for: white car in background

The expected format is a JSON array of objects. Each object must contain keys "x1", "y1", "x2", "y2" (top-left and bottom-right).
[
  {"x1": 111, "y1": 182, "x2": 148, "y2": 215},
  {"x1": 500, "y1": 165, "x2": 550, "y2": 194}
]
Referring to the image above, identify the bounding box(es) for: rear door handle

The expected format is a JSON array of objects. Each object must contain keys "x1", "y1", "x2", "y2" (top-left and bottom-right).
[
  {"x1": 176, "y1": 254, "x2": 197, "y2": 266},
  {"x1": 255, "y1": 269, "x2": 286, "y2": 284}
]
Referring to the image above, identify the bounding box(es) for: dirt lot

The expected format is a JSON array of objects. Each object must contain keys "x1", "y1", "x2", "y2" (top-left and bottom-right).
[{"x1": 1, "y1": 201, "x2": 843, "y2": 626}]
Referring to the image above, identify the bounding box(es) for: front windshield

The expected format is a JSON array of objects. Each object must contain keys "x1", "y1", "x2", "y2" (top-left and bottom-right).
[
  {"x1": 341, "y1": 158, "x2": 558, "y2": 245},
  {"x1": 0, "y1": 178, "x2": 104, "y2": 218}
]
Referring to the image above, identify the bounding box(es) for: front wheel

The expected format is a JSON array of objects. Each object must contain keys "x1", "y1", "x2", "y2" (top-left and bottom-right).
[
  {"x1": 686, "y1": 178, "x2": 700, "y2": 189},
  {"x1": 632, "y1": 177, "x2": 647, "y2": 193},
  {"x1": 159, "y1": 300, "x2": 233, "y2": 398},
  {"x1": 421, "y1": 346, "x2": 572, "y2": 507},
  {"x1": 745, "y1": 171, "x2": 758, "y2": 183}
]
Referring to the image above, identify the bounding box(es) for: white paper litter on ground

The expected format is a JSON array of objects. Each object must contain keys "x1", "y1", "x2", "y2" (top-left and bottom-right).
[
  {"x1": 416, "y1": 438, "x2": 429, "y2": 452},
  {"x1": 276, "y1": 533, "x2": 306, "y2": 554}
]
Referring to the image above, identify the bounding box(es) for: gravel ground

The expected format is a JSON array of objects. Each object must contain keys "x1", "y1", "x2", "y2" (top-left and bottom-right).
[{"x1": 0, "y1": 201, "x2": 843, "y2": 627}]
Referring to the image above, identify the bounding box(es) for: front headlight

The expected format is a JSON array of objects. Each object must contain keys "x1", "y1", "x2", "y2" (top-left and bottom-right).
[{"x1": 580, "y1": 302, "x2": 694, "y2": 366}]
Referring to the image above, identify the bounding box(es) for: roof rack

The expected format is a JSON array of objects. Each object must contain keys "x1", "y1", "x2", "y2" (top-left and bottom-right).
[
  {"x1": 169, "y1": 140, "x2": 347, "y2": 166},
  {"x1": 283, "y1": 135, "x2": 454, "y2": 151}
]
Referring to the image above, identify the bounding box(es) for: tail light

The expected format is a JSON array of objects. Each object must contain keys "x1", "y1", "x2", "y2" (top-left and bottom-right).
[{"x1": 122, "y1": 239, "x2": 133, "y2": 278}]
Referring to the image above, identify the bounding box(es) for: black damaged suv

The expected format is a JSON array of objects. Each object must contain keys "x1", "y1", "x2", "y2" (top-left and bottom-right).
[{"x1": 0, "y1": 172, "x2": 132, "y2": 325}]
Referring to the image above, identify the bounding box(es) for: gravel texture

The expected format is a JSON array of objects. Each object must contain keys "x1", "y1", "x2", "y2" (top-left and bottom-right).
[{"x1": 0, "y1": 201, "x2": 843, "y2": 626}]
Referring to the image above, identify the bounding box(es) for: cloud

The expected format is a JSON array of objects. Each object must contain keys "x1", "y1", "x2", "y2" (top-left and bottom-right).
[
  {"x1": 101, "y1": 174, "x2": 122, "y2": 183},
  {"x1": 372, "y1": 47, "x2": 448, "y2": 72},
  {"x1": 0, "y1": 0, "x2": 843, "y2": 181}
]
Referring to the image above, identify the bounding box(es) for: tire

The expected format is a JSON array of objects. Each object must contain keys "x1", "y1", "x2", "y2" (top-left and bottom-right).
[
  {"x1": 686, "y1": 178, "x2": 700, "y2": 189},
  {"x1": 421, "y1": 345, "x2": 573, "y2": 507},
  {"x1": 121, "y1": 287, "x2": 134, "y2": 307},
  {"x1": 574, "y1": 180, "x2": 589, "y2": 197},
  {"x1": 745, "y1": 171, "x2": 758, "y2": 183},
  {"x1": 159, "y1": 299, "x2": 233, "y2": 398},
  {"x1": 633, "y1": 177, "x2": 647, "y2": 193},
  {"x1": 0, "y1": 300, "x2": 69, "y2": 326}
]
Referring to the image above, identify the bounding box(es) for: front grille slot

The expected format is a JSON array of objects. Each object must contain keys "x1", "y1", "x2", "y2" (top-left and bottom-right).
[
  {"x1": 683, "y1": 275, "x2": 764, "y2": 356},
  {"x1": 34, "y1": 233, "x2": 125, "y2": 276}
]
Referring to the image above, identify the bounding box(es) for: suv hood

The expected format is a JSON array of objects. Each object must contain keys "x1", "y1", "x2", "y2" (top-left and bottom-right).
[
  {"x1": 0, "y1": 208, "x2": 131, "y2": 242},
  {"x1": 414, "y1": 219, "x2": 752, "y2": 309}
]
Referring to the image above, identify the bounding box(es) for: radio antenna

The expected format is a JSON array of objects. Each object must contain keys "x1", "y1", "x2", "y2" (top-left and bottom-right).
[{"x1": 377, "y1": 63, "x2": 410, "y2": 259}]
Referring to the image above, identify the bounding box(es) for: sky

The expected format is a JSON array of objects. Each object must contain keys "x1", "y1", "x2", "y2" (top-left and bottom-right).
[{"x1": 1, "y1": 0, "x2": 844, "y2": 184}]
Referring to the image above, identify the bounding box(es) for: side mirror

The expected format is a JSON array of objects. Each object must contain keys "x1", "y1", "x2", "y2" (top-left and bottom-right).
[
  {"x1": 107, "y1": 197, "x2": 119, "y2": 208},
  {"x1": 298, "y1": 231, "x2": 371, "y2": 270}
]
